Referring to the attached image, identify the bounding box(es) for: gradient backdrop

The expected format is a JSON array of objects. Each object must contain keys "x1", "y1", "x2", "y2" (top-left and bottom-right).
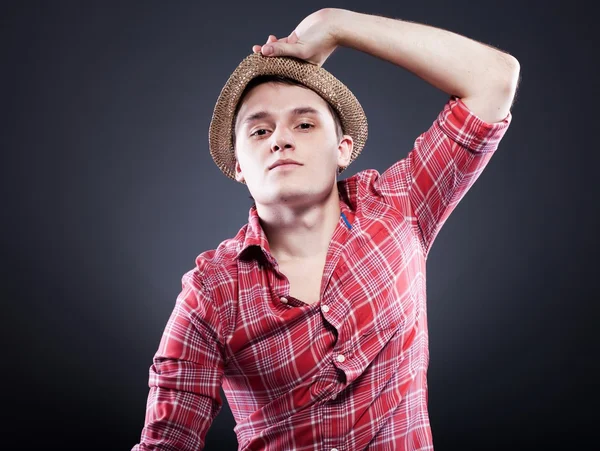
[{"x1": 2, "y1": 1, "x2": 597, "y2": 450}]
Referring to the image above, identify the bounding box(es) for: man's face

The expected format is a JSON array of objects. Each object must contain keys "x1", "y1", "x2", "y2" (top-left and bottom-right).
[{"x1": 234, "y1": 82, "x2": 353, "y2": 207}]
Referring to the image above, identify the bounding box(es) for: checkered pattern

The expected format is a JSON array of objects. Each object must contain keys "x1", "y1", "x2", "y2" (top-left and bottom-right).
[{"x1": 132, "y1": 96, "x2": 512, "y2": 450}]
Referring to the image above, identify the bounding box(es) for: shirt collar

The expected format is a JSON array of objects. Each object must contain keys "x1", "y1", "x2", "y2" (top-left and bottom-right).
[{"x1": 235, "y1": 204, "x2": 276, "y2": 265}]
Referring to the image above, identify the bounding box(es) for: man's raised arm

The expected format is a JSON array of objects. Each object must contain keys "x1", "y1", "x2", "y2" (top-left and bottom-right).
[{"x1": 256, "y1": 7, "x2": 520, "y2": 123}]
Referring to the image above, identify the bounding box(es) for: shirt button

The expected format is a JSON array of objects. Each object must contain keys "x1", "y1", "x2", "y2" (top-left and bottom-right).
[
  {"x1": 280, "y1": 297, "x2": 288, "y2": 304},
  {"x1": 331, "y1": 393, "x2": 337, "y2": 400},
  {"x1": 331, "y1": 448, "x2": 339, "y2": 451},
  {"x1": 336, "y1": 354, "x2": 345, "y2": 363},
  {"x1": 321, "y1": 304, "x2": 330, "y2": 313}
]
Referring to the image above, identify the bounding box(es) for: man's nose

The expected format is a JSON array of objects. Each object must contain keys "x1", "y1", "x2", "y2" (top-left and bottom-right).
[{"x1": 270, "y1": 128, "x2": 295, "y2": 152}]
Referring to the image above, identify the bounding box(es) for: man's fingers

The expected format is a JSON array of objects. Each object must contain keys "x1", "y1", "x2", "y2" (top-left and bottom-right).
[
  {"x1": 262, "y1": 41, "x2": 300, "y2": 57},
  {"x1": 253, "y1": 34, "x2": 295, "y2": 55}
]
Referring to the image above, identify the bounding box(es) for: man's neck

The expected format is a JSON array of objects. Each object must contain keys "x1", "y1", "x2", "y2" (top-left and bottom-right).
[{"x1": 256, "y1": 188, "x2": 341, "y2": 263}]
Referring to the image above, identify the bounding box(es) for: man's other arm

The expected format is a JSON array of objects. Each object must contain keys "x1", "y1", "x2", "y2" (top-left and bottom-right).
[{"x1": 132, "y1": 267, "x2": 225, "y2": 450}]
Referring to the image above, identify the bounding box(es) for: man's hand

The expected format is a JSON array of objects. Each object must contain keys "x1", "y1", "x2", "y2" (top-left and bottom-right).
[{"x1": 251, "y1": 8, "x2": 342, "y2": 67}]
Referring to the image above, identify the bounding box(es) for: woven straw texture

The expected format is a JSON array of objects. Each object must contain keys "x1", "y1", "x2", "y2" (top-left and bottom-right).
[{"x1": 208, "y1": 52, "x2": 368, "y2": 181}]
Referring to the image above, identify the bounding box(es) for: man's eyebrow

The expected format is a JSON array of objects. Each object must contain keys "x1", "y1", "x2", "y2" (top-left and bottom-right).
[{"x1": 241, "y1": 106, "x2": 321, "y2": 127}]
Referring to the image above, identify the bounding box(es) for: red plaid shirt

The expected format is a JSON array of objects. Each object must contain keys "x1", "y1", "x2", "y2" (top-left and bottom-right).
[{"x1": 133, "y1": 96, "x2": 511, "y2": 450}]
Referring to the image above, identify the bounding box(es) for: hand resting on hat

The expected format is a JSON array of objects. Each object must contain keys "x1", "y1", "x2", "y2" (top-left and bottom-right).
[{"x1": 251, "y1": 8, "x2": 342, "y2": 67}]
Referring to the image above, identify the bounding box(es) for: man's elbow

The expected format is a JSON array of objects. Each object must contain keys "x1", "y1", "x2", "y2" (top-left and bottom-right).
[{"x1": 500, "y1": 54, "x2": 521, "y2": 100}]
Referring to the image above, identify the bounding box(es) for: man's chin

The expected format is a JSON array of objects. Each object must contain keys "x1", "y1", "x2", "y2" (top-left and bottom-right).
[{"x1": 255, "y1": 187, "x2": 315, "y2": 205}]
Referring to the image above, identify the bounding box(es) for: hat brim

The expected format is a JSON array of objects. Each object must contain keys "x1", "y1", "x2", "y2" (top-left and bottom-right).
[{"x1": 208, "y1": 52, "x2": 368, "y2": 182}]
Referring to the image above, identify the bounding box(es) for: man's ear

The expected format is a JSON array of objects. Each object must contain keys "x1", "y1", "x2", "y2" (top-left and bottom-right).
[
  {"x1": 235, "y1": 159, "x2": 245, "y2": 183},
  {"x1": 337, "y1": 134, "x2": 354, "y2": 170}
]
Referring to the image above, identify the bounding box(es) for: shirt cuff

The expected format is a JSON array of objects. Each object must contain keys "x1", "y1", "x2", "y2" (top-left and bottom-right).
[{"x1": 437, "y1": 95, "x2": 512, "y2": 154}]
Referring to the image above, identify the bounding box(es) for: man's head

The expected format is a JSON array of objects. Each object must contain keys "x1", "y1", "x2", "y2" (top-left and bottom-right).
[{"x1": 232, "y1": 75, "x2": 353, "y2": 207}]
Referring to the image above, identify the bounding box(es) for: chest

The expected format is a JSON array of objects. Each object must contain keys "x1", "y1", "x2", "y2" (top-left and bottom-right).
[{"x1": 278, "y1": 257, "x2": 326, "y2": 305}]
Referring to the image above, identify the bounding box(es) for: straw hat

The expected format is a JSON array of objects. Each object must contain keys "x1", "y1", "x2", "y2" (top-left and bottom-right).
[{"x1": 208, "y1": 52, "x2": 368, "y2": 182}]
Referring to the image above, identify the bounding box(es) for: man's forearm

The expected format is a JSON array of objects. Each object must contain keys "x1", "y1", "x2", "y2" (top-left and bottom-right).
[{"x1": 329, "y1": 8, "x2": 520, "y2": 123}]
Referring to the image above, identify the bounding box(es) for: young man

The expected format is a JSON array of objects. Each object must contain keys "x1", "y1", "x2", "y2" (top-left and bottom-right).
[{"x1": 132, "y1": 8, "x2": 520, "y2": 450}]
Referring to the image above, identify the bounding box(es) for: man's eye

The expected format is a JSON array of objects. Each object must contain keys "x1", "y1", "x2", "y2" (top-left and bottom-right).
[{"x1": 250, "y1": 124, "x2": 312, "y2": 136}]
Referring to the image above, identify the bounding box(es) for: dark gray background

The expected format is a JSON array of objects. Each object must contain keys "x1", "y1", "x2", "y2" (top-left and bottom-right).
[{"x1": 2, "y1": 0, "x2": 598, "y2": 449}]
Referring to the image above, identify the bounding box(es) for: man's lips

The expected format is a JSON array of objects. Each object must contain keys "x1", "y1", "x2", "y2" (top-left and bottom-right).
[
  {"x1": 268, "y1": 159, "x2": 303, "y2": 170},
  {"x1": 271, "y1": 163, "x2": 301, "y2": 170}
]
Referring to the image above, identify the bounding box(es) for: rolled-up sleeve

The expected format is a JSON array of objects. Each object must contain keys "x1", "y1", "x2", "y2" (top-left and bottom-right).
[
  {"x1": 132, "y1": 267, "x2": 225, "y2": 451},
  {"x1": 373, "y1": 96, "x2": 512, "y2": 257}
]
